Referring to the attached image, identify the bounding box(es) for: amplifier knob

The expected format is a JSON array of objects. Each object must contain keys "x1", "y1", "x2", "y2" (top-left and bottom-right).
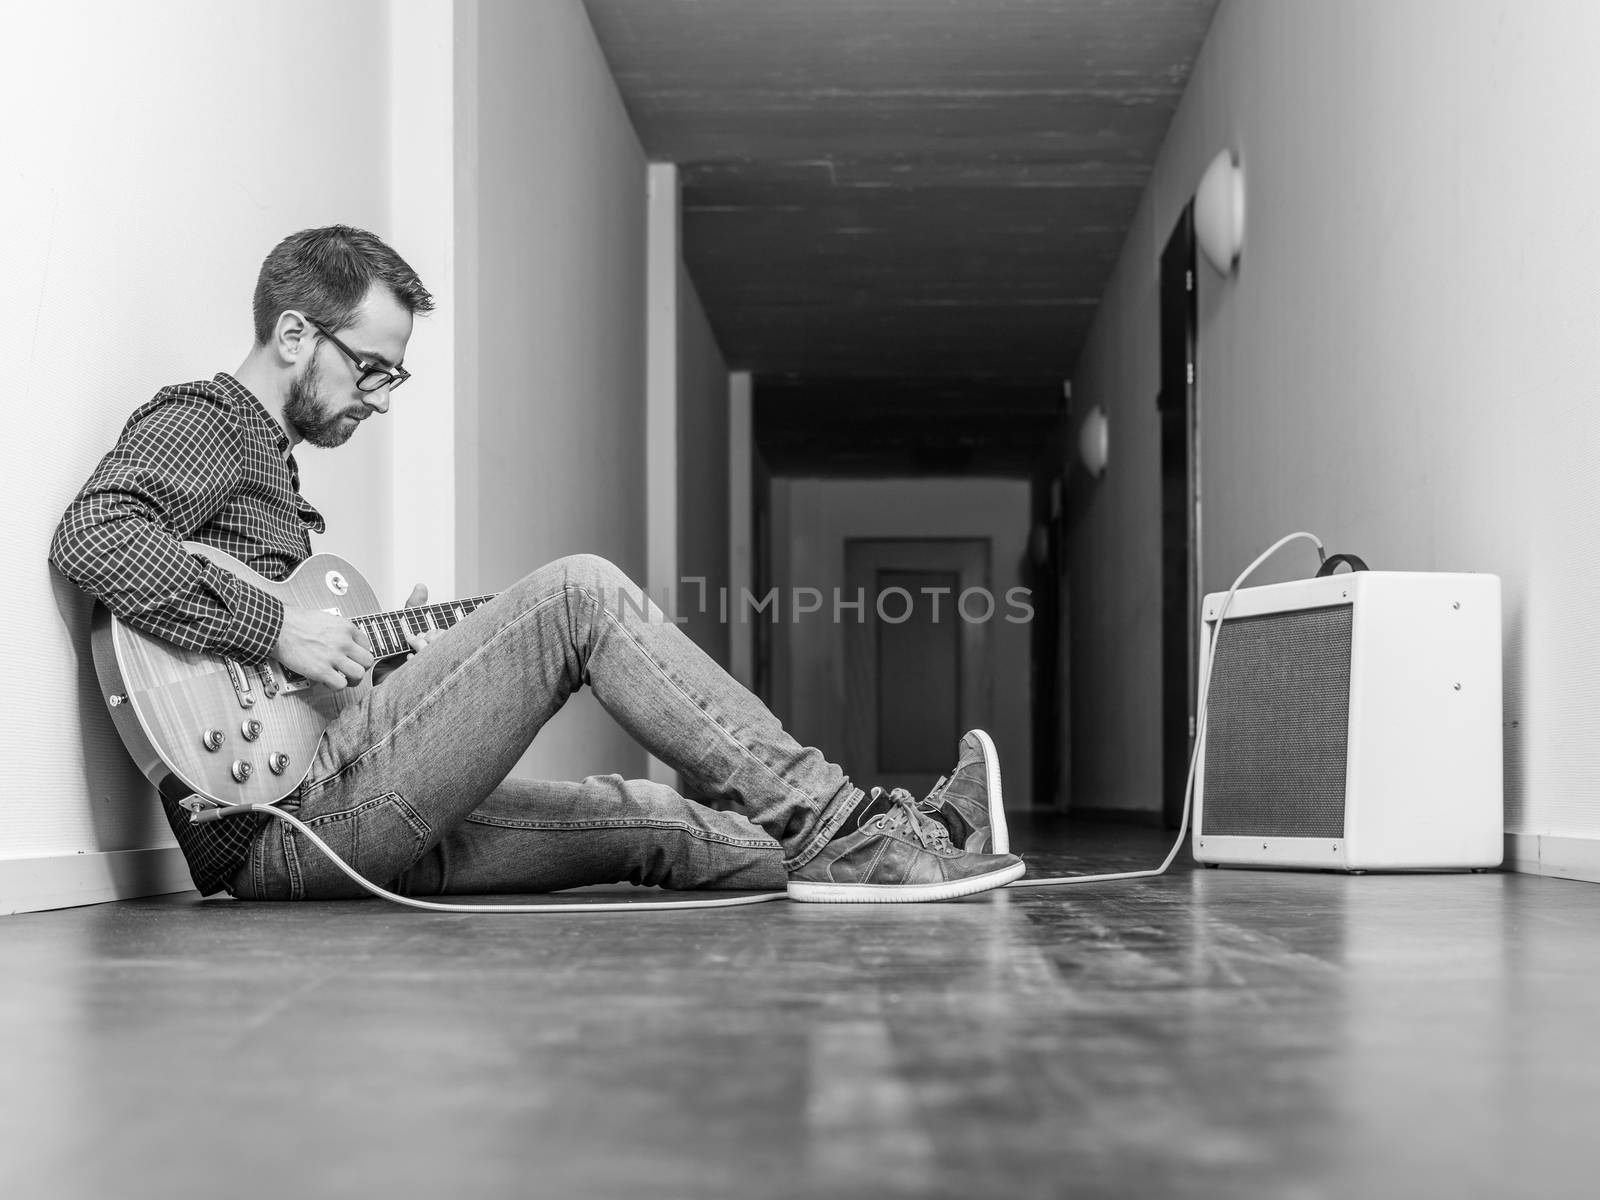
[
  {"x1": 202, "y1": 729, "x2": 225, "y2": 752},
  {"x1": 241, "y1": 719, "x2": 263, "y2": 741},
  {"x1": 267, "y1": 752, "x2": 291, "y2": 775},
  {"x1": 231, "y1": 760, "x2": 253, "y2": 782}
]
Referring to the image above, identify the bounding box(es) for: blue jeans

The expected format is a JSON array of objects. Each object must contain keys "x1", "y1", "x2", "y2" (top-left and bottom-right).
[{"x1": 227, "y1": 554, "x2": 863, "y2": 900}]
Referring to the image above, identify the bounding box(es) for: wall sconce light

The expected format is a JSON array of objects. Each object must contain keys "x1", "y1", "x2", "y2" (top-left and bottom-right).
[
  {"x1": 1079, "y1": 405, "x2": 1109, "y2": 478},
  {"x1": 1195, "y1": 148, "x2": 1245, "y2": 274}
]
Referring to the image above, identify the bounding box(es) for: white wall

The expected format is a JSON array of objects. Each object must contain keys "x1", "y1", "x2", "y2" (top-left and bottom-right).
[
  {"x1": 641, "y1": 162, "x2": 734, "y2": 788},
  {"x1": 677, "y1": 262, "x2": 732, "y2": 667},
  {"x1": 471, "y1": 0, "x2": 652, "y2": 785},
  {"x1": 1069, "y1": 0, "x2": 1600, "y2": 870},
  {"x1": 774, "y1": 478, "x2": 1034, "y2": 809},
  {"x1": 728, "y1": 373, "x2": 755, "y2": 688},
  {"x1": 459, "y1": 0, "x2": 734, "y2": 795},
  {"x1": 0, "y1": 0, "x2": 398, "y2": 901},
  {"x1": 389, "y1": 0, "x2": 467, "y2": 608}
]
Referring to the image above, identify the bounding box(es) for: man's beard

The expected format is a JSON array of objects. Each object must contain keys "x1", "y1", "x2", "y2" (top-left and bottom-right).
[{"x1": 284, "y1": 358, "x2": 359, "y2": 448}]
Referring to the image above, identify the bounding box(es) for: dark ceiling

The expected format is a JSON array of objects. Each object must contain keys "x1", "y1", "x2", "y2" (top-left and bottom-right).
[{"x1": 582, "y1": 0, "x2": 1219, "y2": 389}]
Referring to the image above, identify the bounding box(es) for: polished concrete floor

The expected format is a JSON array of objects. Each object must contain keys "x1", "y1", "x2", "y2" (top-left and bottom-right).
[{"x1": 2, "y1": 817, "x2": 1597, "y2": 1200}]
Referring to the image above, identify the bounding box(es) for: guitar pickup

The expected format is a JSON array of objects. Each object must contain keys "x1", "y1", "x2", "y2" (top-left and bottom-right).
[{"x1": 224, "y1": 659, "x2": 255, "y2": 708}]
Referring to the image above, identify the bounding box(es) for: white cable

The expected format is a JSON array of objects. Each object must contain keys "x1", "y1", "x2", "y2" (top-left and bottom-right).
[
  {"x1": 1006, "y1": 530, "x2": 1326, "y2": 889},
  {"x1": 247, "y1": 804, "x2": 790, "y2": 912},
  {"x1": 229, "y1": 529, "x2": 1323, "y2": 910}
]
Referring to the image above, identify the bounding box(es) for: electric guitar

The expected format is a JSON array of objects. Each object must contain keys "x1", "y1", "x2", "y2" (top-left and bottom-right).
[{"x1": 91, "y1": 542, "x2": 496, "y2": 812}]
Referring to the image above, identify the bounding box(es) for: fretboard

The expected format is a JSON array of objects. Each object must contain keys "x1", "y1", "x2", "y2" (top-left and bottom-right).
[{"x1": 355, "y1": 595, "x2": 498, "y2": 660}]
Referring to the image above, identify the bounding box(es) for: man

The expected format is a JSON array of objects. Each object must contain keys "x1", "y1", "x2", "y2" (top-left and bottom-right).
[{"x1": 50, "y1": 225, "x2": 1025, "y2": 904}]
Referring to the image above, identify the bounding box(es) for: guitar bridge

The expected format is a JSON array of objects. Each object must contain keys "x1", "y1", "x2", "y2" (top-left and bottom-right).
[
  {"x1": 256, "y1": 660, "x2": 312, "y2": 696},
  {"x1": 256, "y1": 662, "x2": 280, "y2": 698}
]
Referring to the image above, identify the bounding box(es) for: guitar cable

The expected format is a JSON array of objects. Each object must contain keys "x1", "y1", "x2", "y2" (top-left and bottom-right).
[
  {"x1": 237, "y1": 804, "x2": 791, "y2": 911},
  {"x1": 1006, "y1": 529, "x2": 1325, "y2": 888},
  {"x1": 188, "y1": 531, "x2": 1324, "y2": 912}
]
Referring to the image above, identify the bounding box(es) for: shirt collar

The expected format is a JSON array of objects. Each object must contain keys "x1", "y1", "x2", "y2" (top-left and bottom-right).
[{"x1": 213, "y1": 371, "x2": 290, "y2": 456}]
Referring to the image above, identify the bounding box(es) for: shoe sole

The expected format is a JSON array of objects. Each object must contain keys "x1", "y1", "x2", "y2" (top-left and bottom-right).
[
  {"x1": 969, "y1": 728, "x2": 1010, "y2": 855},
  {"x1": 786, "y1": 858, "x2": 1026, "y2": 904}
]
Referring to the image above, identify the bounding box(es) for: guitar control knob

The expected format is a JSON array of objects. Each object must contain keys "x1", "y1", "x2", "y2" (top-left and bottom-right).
[
  {"x1": 268, "y1": 752, "x2": 291, "y2": 775},
  {"x1": 202, "y1": 729, "x2": 225, "y2": 752},
  {"x1": 241, "y1": 719, "x2": 263, "y2": 741},
  {"x1": 231, "y1": 760, "x2": 253, "y2": 782}
]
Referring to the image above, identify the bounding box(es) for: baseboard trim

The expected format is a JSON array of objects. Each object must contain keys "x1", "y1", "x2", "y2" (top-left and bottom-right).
[
  {"x1": 1504, "y1": 832, "x2": 1600, "y2": 884},
  {"x1": 0, "y1": 846, "x2": 194, "y2": 915}
]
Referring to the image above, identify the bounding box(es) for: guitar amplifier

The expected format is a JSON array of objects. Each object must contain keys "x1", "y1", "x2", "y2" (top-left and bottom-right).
[{"x1": 1192, "y1": 569, "x2": 1503, "y2": 871}]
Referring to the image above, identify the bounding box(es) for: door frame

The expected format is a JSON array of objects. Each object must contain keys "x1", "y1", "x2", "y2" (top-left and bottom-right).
[
  {"x1": 842, "y1": 537, "x2": 993, "y2": 796},
  {"x1": 1158, "y1": 202, "x2": 1202, "y2": 830}
]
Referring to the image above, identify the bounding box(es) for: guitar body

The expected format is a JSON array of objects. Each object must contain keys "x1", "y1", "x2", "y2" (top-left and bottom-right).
[{"x1": 91, "y1": 543, "x2": 380, "y2": 807}]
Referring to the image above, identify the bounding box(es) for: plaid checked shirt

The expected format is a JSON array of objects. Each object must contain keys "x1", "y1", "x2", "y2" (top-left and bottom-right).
[{"x1": 51, "y1": 373, "x2": 326, "y2": 895}]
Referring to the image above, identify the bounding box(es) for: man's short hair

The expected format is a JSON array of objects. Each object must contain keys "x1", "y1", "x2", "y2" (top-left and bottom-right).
[{"x1": 252, "y1": 225, "x2": 435, "y2": 344}]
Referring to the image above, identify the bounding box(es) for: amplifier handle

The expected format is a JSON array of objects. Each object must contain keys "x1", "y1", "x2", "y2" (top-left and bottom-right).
[{"x1": 1315, "y1": 552, "x2": 1370, "y2": 576}]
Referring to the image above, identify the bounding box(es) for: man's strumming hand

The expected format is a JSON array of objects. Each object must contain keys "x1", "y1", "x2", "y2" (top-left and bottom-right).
[{"x1": 274, "y1": 606, "x2": 375, "y2": 690}]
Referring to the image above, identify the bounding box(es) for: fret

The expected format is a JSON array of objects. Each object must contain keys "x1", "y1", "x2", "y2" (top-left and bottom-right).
[
  {"x1": 354, "y1": 594, "x2": 499, "y2": 659},
  {"x1": 359, "y1": 616, "x2": 391, "y2": 658}
]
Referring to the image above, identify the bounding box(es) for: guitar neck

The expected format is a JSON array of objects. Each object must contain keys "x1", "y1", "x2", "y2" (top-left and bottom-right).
[{"x1": 354, "y1": 595, "x2": 498, "y2": 661}]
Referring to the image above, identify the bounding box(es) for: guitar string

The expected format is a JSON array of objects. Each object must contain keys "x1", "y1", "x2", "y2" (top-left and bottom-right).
[{"x1": 356, "y1": 596, "x2": 495, "y2": 660}]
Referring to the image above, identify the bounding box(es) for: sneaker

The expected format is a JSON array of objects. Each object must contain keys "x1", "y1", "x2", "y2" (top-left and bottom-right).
[
  {"x1": 787, "y1": 787, "x2": 1025, "y2": 903},
  {"x1": 919, "y1": 729, "x2": 1009, "y2": 854}
]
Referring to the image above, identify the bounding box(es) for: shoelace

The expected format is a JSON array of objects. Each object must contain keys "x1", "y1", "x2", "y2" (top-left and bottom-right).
[
  {"x1": 917, "y1": 774, "x2": 951, "y2": 811},
  {"x1": 875, "y1": 786, "x2": 954, "y2": 850}
]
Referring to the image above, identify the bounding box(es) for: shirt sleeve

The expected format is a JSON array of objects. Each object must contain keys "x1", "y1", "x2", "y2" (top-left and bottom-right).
[{"x1": 49, "y1": 392, "x2": 286, "y2": 664}]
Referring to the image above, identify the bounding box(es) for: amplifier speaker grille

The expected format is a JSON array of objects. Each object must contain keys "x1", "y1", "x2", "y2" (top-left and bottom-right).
[{"x1": 1201, "y1": 604, "x2": 1352, "y2": 839}]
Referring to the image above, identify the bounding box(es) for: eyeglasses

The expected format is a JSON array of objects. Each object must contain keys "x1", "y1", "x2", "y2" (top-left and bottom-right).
[{"x1": 305, "y1": 317, "x2": 411, "y2": 393}]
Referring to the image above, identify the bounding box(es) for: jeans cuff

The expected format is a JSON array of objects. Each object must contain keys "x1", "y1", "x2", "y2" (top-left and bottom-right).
[{"x1": 781, "y1": 782, "x2": 865, "y2": 872}]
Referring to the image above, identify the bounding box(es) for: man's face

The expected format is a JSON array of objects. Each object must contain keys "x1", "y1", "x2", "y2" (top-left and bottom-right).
[{"x1": 285, "y1": 284, "x2": 414, "y2": 448}]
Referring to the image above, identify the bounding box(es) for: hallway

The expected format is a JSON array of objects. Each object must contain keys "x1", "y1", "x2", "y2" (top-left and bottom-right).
[
  {"x1": 8, "y1": 2, "x2": 1600, "y2": 1196},
  {"x1": 3, "y1": 821, "x2": 1588, "y2": 1199}
]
